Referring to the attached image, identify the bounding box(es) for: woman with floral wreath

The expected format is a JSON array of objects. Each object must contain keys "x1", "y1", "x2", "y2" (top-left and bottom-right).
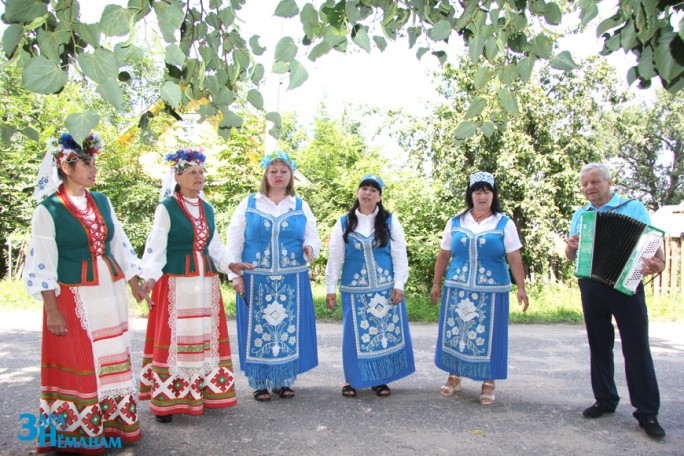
[
  {"x1": 24, "y1": 132, "x2": 149, "y2": 454},
  {"x1": 138, "y1": 148, "x2": 251, "y2": 422},
  {"x1": 226, "y1": 151, "x2": 321, "y2": 401}
]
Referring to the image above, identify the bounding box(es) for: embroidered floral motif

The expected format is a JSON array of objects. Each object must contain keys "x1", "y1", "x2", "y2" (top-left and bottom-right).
[
  {"x1": 443, "y1": 290, "x2": 493, "y2": 356},
  {"x1": 250, "y1": 275, "x2": 298, "y2": 359},
  {"x1": 354, "y1": 291, "x2": 403, "y2": 353}
]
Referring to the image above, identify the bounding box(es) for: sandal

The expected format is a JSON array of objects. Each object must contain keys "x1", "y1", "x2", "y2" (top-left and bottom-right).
[
  {"x1": 342, "y1": 383, "x2": 357, "y2": 398},
  {"x1": 480, "y1": 381, "x2": 495, "y2": 405},
  {"x1": 440, "y1": 374, "x2": 461, "y2": 397},
  {"x1": 371, "y1": 384, "x2": 391, "y2": 397},
  {"x1": 253, "y1": 389, "x2": 271, "y2": 401},
  {"x1": 272, "y1": 386, "x2": 295, "y2": 399}
]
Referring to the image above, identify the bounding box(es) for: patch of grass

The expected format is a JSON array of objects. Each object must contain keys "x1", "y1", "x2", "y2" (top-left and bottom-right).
[{"x1": 2, "y1": 279, "x2": 682, "y2": 324}]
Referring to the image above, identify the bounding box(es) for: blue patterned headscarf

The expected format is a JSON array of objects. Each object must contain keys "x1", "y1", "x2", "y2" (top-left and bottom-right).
[{"x1": 469, "y1": 171, "x2": 495, "y2": 188}]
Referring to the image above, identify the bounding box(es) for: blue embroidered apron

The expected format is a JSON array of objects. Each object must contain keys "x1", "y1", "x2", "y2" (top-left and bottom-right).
[
  {"x1": 435, "y1": 214, "x2": 512, "y2": 380},
  {"x1": 236, "y1": 194, "x2": 318, "y2": 389},
  {"x1": 339, "y1": 214, "x2": 415, "y2": 388}
]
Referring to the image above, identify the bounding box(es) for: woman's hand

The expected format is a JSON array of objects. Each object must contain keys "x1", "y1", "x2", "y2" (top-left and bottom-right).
[
  {"x1": 229, "y1": 262, "x2": 254, "y2": 275},
  {"x1": 232, "y1": 276, "x2": 245, "y2": 294},
  {"x1": 430, "y1": 284, "x2": 442, "y2": 305},
  {"x1": 391, "y1": 289, "x2": 404, "y2": 305},
  {"x1": 326, "y1": 293, "x2": 337, "y2": 311},
  {"x1": 46, "y1": 307, "x2": 67, "y2": 336},
  {"x1": 517, "y1": 288, "x2": 529, "y2": 312},
  {"x1": 129, "y1": 277, "x2": 153, "y2": 308},
  {"x1": 304, "y1": 246, "x2": 314, "y2": 263}
]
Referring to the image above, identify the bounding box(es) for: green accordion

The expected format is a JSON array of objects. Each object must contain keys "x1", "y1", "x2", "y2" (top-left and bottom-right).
[{"x1": 574, "y1": 211, "x2": 665, "y2": 295}]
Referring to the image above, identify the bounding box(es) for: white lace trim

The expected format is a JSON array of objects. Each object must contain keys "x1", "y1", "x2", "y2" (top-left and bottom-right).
[{"x1": 167, "y1": 276, "x2": 180, "y2": 379}]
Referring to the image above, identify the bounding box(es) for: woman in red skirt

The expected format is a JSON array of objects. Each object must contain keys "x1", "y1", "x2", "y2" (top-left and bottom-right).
[
  {"x1": 139, "y1": 148, "x2": 250, "y2": 423},
  {"x1": 24, "y1": 132, "x2": 149, "y2": 454}
]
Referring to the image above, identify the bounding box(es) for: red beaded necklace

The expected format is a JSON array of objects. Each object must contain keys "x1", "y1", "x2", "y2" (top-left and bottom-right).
[{"x1": 57, "y1": 185, "x2": 107, "y2": 256}]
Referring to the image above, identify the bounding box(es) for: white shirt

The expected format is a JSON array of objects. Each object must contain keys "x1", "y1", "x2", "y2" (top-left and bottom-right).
[
  {"x1": 325, "y1": 208, "x2": 409, "y2": 293},
  {"x1": 225, "y1": 193, "x2": 321, "y2": 280},
  {"x1": 439, "y1": 211, "x2": 522, "y2": 253},
  {"x1": 23, "y1": 194, "x2": 142, "y2": 299},
  {"x1": 140, "y1": 198, "x2": 233, "y2": 282}
]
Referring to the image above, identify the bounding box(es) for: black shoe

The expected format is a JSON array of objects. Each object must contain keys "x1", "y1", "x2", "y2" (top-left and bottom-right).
[
  {"x1": 638, "y1": 416, "x2": 665, "y2": 438},
  {"x1": 155, "y1": 414, "x2": 172, "y2": 423},
  {"x1": 582, "y1": 401, "x2": 615, "y2": 418}
]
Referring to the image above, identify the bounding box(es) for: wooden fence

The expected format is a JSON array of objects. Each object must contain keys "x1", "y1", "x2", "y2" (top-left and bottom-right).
[{"x1": 653, "y1": 235, "x2": 684, "y2": 295}]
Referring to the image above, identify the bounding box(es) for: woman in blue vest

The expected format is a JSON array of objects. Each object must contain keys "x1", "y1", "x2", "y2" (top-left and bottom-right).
[
  {"x1": 325, "y1": 175, "x2": 415, "y2": 398},
  {"x1": 226, "y1": 152, "x2": 321, "y2": 401},
  {"x1": 24, "y1": 132, "x2": 149, "y2": 454},
  {"x1": 430, "y1": 172, "x2": 528, "y2": 405},
  {"x1": 139, "y1": 149, "x2": 250, "y2": 422}
]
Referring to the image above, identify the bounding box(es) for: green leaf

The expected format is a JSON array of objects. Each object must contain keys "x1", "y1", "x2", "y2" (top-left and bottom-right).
[
  {"x1": 300, "y1": 4, "x2": 320, "y2": 38},
  {"x1": 153, "y1": 1, "x2": 184, "y2": 43},
  {"x1": 468, "y1": 34, "x2": 487, "y2": 62},
  {"x1": 679, "y1": 16, "x2": 684, "y2": 41},
  {"x1": 272, "y1": 60, "x2": 289, "y2": 74},
  {"x1": 165, "y1": 44, "x2": 186, "y2": 66},
  {"x1": 161, "y1": 81, "x2": 182, "y2": 109},
  {"x1": 416, "y1": 46, "x2": 429, "y2": 60},
  {"x1": 454, "y1": 121, "x2": 477, "y2": 139},
  {"x1": 596, "y1": 15, "x2": 623, "y2": 37},
  {"x1": 480, "y1": 121, "x2": 497, "y2": 138},
  {"x1": 214, "y1": 87, "x2": 235, "y2": 107},
  {"x1": 1, "y1": 126, "x2": 17, "y2": 144},
  {"x1": 266, "y1": 111, "x2": 282, "y2": 127},
  {"x1": 432, "y1": 51, "x2": 447, "y2": 65},
  {"x1": 474, "y1": 66, "x2": 491, "y2": 89},
  {"x1": 501, "y1": 63, "x2": 518, "y2": 85},
  {"x1": 626, "y1": 66, "x2": 638, "y2": 86},
  {"x1": 497, "y1": 88, "x2": 519, "y2": 114},
  {"x1": 268, "y1": 125, "x2": 281, "y2": 140},
  {"x1": 637, "y1": 45, "x2": 656, "y2": 79},
  {"x1": 2, "y1": 24, "x2": 24, "y2": 59},
  {"x1": 543, "y1": 2, "x2": 562, "y2": 26},
  {"x1": 274, "y1": 0, "x2": 299, "y2": 18},
  {"x1": 218, "y1": 6, "x2": 236, "y2": 26},
  {"x1": 654, "y1": 30, "x2": 684, "y2": 83},
  {"x1": 580, "y1": 3, "x2": 599, "y2": 27},
  {"x1": 4, "y1": 0, "x2": 47, "y2": 22},
  {"x1": 373, "y1": 36, "x2": 387, "y2": 51},
  {"x1": 37, "y1": 29, "x2": 70, "y2": 63},
  {"x1": 275, "y1": 37, "x2": 298, "y2": 62},
  {"x1": 114, "y1": 43, "x2": 144, "y2": 64},
  {"x1": 100, "y1": 5, "x2": 131, "y2": 37},
  {"x1": 549, "y1": 50, "x2": 578, "y2": 71},
  {"x1": 247, "y1": 89, "x2": 264, "y2": 111},
  {"x1": 346, "y1": 1, "x2": 360, "y2": 24},
  {"x1": 22, "y1": 126, "x2": 40, "y2": 142},
  {"x1": 78, "y1": 49, "x2": 120, "y2": 85},
  {"x1": 465, "y1": 97, "x2": 487, "y2": 119},
  {"x1": 21, "y1": 56, "x2": 67, "y2": 94},
  {"x1": 517, "y1": 56, "x2": 537, "y2": 83},
  {"x1": 287, "y1": 59, "x2": 308, "y2": 90},
  {"x1": 64, "y1": 111, "x2": 100, "y2": 146},
  {"x1": 249, "y1": 35, "x2": 266, "y2": 56},
  {"x1": 96, "y1": 79, "x2": 123, "y2": 109},
  {"x1": 73, "y1": 22, "x2": 102, "y2": 48},
  {"x1": 220, "y1": 109, "x2": 243, "y2": 129},
  {"x1": 429, "y1": 20, "x2": 452, "y2": 41},
  {"x1": 484, "y1": 37, "x2": 498, "y2": 61},
  {"x1": 531, "y1": 33, "x2": 553, "y2": 59},
  {"x1": 353, "y1": 26, "x2": 371, "y2": 52},
  {"x1": 251, "y1": 63, "x2": 265, "y2": 84}
]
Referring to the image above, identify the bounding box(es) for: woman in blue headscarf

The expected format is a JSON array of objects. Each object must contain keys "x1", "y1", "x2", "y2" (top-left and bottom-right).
[
  {"x1": 431, "y1": 171, "x2": 528, "y2": 405},
  {"x1": 325, "y1": 175, "x2": 415, "y2": 398}
]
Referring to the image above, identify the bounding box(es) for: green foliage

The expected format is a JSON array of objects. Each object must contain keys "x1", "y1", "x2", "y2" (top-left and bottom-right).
[{"x1": 2, "y1": 0, "x2": 682, "y2": 142}]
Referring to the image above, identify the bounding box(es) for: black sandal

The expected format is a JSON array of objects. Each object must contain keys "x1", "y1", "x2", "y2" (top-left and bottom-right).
[
  {"x1": 371, "y1": 384, "x2": 391, "y2": 397},
  {"x1": 342, "y1": 383, "x2": 357, "y2": 398},
  {"x1": 273, "y1": 386, "x2": 295, "y2": 399},
  {"x1": 155, "y1": 414, "x2": 172, "y2": 423},
  {"x1": 253, "y1": 389, "x2": 271, "y2": 401}
]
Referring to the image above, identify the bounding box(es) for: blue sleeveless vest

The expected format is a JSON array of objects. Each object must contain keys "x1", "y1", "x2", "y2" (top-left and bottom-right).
[
  {"x1": 444, "y1": 214, "x2": 512, "y2": 292},
  {"x1": 339, "y1": 214, "x2": 394, "y2": 292}
]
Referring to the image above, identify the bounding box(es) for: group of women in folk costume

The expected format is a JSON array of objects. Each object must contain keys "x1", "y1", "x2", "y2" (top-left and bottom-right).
[{"x1": 24, "y1": 132, "x2": 528, "y2": 453}]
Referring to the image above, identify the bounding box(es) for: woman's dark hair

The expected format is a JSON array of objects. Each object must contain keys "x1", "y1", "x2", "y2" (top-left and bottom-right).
[
  {"x1": 343, "y1": 179, "x2": 391, "y2": 247},
  {"x1": 461, "y1": 181, "x2": 503, "y2": 216}
]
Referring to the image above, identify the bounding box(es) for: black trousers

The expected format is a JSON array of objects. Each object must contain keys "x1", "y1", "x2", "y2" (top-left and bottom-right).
[{"x1": 579, "y1": 279, "x2": 660, "y2": 418}]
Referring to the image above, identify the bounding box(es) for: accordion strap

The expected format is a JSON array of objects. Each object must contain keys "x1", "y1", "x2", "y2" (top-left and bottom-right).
[{"x1": 605, "y1": 198, "x2": 635, "y2": 212}]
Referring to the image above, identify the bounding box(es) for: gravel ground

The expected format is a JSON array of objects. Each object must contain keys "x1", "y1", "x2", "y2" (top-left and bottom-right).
[{"x1": 0, "y1": 310, "x2": 682, "y2": 455}]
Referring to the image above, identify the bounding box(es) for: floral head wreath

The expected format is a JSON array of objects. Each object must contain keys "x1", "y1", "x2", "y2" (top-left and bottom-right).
[
  {"x1": 165, "y1": 148, "x2": 206, "y2": 174},
  {"x1": 260, "y1": 151, "x2": 296, "y2": 171},
  {"x1": 47, "y1": 132, "x2": 103, "y2": 167},
  {"x1": 33, "y1": 132, "x2": 103, "y2": 201}
]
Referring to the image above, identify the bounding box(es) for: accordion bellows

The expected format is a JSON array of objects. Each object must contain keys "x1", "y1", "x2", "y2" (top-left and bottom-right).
[{"x1": 575, "y1": 211, "x2": 665, "y2": 295}]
